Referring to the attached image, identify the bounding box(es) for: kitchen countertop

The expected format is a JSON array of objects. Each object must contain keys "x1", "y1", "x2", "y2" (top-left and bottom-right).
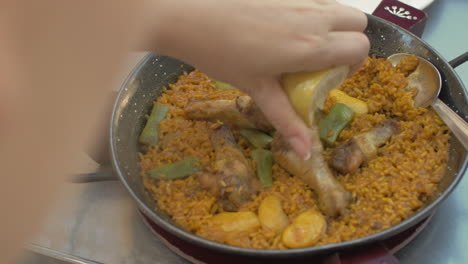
[{"x1": 20, "y1": 0, "x2": 468, "y2": 263}]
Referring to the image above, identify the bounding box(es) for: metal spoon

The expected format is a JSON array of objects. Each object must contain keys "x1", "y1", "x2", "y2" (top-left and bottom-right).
[{"x1": 388, "y1": 53, "x2": 468, "y2": 149}]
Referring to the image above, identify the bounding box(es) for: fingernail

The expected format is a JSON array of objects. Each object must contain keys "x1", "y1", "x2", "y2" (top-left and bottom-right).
[{"x1": 289, "y1": 136, "x2": 310, "y2": 161}]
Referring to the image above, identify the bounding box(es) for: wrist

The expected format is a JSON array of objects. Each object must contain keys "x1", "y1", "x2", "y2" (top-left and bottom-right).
[
  {"x1": 141, "y1": 0, "x2": 234, "y2": 61},
  {"x1": 141, "y1": 0, "x2": 199, "y2": 57}
]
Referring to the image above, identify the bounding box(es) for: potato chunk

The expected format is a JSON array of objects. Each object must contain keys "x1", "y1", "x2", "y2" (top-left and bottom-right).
[
  {"x1": 282, "y1": 210, "x2": 327, "y2": 248},
  {"x1": 210, "y1": 212, "x2": 260, "y2": 233},
  {"x1": 328, "y1": 89, "x2": 368, "y2": 115},
  {"x1": 258, "y1": 195, "x2": 289, "y2": 234}
]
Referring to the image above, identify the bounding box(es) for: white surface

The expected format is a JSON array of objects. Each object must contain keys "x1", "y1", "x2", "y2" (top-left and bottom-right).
[
  {"x1": 336, "y1": 0, "x2": 435, "y2": 13},
  {"x1": 30, "y1": 181, "x2": 187, "y2": 264}
]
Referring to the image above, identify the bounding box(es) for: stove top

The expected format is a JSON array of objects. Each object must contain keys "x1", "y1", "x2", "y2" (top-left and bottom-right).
[{"x1": 20, "y1": 169, "x2": 467, "y2": 264}]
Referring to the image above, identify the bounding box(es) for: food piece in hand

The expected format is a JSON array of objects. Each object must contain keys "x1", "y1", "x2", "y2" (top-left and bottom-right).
[
  {"x1": 328, "y1": 89, "x2": 368, "y2": 115},
  {"x1": 184, "y1": 96, "x2": 274, "y2": 132},
  {"x1": 271, "y1": 131, "x2": 352, "y2": 217},
  {"x1": 139, "y1": 103, "x2": 169, "y2": 145},
  {"x1": 208, "y1": 126, "x2": 259, "y2": 211},
  {"x1": 147, "y1": 156, "x2": 202, "y2": 180},
  {"x1": 330, "y1": 119, "x2": 401, "y2": 174},
  {"x1": 282, "y1": 66, "x2": 350, "y2": 126},
  {"x1": 250, "y1": 149, "x2": 273, "y2": 188},
  {"x1": 319, "y1": 103, "x2": 355, "y2": 145},
  {"x1": 279, "y1": 67, "x2": 352, "y2": 217},
  {"x1": 281, "y1": 210, "x2": 327, "y2": 248},
  {"x1": 258, "y1": 195, "x2": 289, "y2": 234}
]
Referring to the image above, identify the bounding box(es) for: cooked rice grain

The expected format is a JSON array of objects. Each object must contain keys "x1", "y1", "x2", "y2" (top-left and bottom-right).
[{"x1": 140, "y1": 58, "x2": 449, "y2": 249}]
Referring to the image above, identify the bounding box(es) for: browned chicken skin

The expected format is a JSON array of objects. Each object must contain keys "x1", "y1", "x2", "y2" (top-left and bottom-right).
[
  {"x1": 330, "y1": 119, "x2": 401, "y2": 174},
  {"x1": 184, "y1": 96, "x2": 274, "y2": 132},
  {"x1": 187, "y1": 96, "x2": 352, "y2": 216},
  {"x1": 271, "y1": 128, "x2": 352, "y2": 217},
  {"x1": 235, "y1": 96, "x2": 274, "y2": 132},
  {"x1": 199, "y1": 126, "x2": 259, "y2": 211}
]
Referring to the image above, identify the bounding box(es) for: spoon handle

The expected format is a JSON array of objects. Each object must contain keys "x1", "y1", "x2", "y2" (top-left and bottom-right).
[{"x1": 432, "y1": 99, "x2": 468, "y2": 150}]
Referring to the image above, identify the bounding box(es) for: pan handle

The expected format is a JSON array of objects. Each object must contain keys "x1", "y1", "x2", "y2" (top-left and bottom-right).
[
  {"x1": 70, "y1": 165, "x2": 117, "y2": 183},
  {"x1": 449, "y1": 52, "x2": 468, "y2": 68},
  {"x1": 431, "y1": 99, "x2": 468, "y2": 150}
]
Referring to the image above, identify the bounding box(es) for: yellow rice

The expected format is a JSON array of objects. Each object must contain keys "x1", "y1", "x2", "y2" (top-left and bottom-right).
[{"x1": 139, "y1": 57, "x2": 450, "y2": 249}]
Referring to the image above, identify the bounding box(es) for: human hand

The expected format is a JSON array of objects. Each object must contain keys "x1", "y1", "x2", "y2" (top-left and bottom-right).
[{"x1": 147, "y1": 0, "x2": 369, "y2": 159}]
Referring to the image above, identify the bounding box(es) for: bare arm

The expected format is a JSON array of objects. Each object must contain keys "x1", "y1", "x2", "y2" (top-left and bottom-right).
[{"x1": 0, "y1": 1, "x2": 143, "y2": 261}]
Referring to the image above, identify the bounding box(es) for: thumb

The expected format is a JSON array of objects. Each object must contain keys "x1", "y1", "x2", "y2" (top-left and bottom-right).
[{"x1": 250, "y1": 78, "x2": 311, "y2": 160}]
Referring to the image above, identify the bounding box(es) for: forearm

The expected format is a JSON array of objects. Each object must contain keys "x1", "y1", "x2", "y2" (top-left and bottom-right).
[
  {"x1": 0, "y1": 0, "x2": 142, "y2": 262},
  {"x1": 139, "y1": 0, "x2": 197, "y2": 56},
  {"x1": 140, "y1": 0, "x2": 240, "y2": 65}
]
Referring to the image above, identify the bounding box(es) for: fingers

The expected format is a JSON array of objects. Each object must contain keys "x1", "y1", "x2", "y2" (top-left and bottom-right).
[
  {"x1": 349, "y1": 56, "x2": 367, "y2": 76},
  {"x1": 294, "y1": 31, "x2": 369, "y2": 73},
  {"x1": 329, "y1": 5, "x2": 368, "y2": 32},
  {"x1": 250, "y1": 78, "x2": 311, "y2": 160},
  {"x1": 283, "y1": 4, "x2": 368, "y2": 74},
  {"x1": 326, "y1": 31, "x2": 370, "y2": 66}
]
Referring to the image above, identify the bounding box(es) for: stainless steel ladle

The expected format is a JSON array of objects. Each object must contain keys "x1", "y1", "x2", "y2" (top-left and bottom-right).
[{"x1": 388, "y1": 53, "x2": 468, "y2": 149}]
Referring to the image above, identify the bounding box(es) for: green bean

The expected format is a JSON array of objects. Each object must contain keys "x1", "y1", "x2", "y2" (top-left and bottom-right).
[
  {"x1": 139, "y1": 103, "x2": 169, "y2": 145},
  {"x1": 314, "y1": 109, "x2": 325, "y2": 124},
  {"x1": 215, "y1": 80, "x2": 237, "y2": 90},
  {"x1": 318, "y1": 103, "x2": 354, "y2": 145},
  {"x1": 147, "y1": 156, "x2": 203, "y2": 180},
  {"x1": 251, "y1": 149, "x2": 273, "y2": 188},
  {"x1": 240, "y1": 129, "x2": 273, "y2": 149}
]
